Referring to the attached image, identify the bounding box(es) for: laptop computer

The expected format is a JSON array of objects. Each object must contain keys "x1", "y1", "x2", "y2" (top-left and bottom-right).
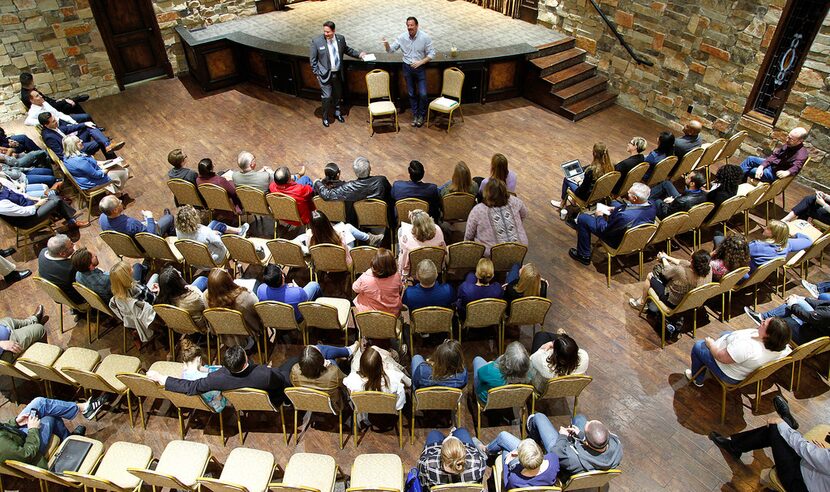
[{"x1": 561, "y1": 159, "x2": 584, "y2": 184}]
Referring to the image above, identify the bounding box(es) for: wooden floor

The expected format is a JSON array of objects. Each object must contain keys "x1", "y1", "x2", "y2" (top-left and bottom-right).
[{"x1": 0, "y1": 77, "x2": 827, "y2": 492}]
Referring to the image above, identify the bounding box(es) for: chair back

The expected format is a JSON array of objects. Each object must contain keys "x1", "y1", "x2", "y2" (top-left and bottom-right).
[
  {"x1": 61, "y1": 367, "x2": 118, "y2": 394},
  {"x1": 649, "y1": 212, "x2": 687, "y2": 246},
  {"x1": 198, "y1": 183, "x2": 236, "y2": 213},
  {"x1": 757, "y1": 175, "x2": 792, "y2": 206},
  {"x1": 718, "y1": 131, "x2": 747, "y2": 162},
  {"x1": 223, "y1": 387, "x2": 278, "y2": 413},
  {"x1": 351, "y1": 246, "x2": 378, "y2": 277},
  {"x1": 811, "y1": 337, "x2": 830, "y2": 357},
  {"x1": 164, "y1": 387, "x2": 214, "y2": 412},
  {"x1": 203, "y1": 308, "x2": 251, "y2": 337},
  {"x1": 442, "y1": 193, "x2": 476, "y2": 222},
  {"x1": 671, "y1": 282, "x2": 722, "y2": 313},
  {"x1": 366, "y1": 69, "x2": 392, "y2": 101},
  {"x1": 409, "y1": 246, "x2": 446, "y2": 276},
  {"x1": 298, "y1": 302, "x2": 343, "y2": 331},
  {"x1": 615, "y1": 162, "x2": 649, "y2": 196},
  {"x1": 100, "y1": 231, "x2": 145, "y2": 259},
  {"x1": 237, "y1": 186, "x2": 271, "y2": 217},
  {"x1": 176, "y1": 238, "x2": 224, "y2": 269},
  {"x1": 116, "y1": 372, "x2": 165, "y2": 400},
  {"x1": 73, "y1": 282, "x2": 115, "y2": 316},
  {"x1": 135, "y1": 233, "x2": 184, "y2": 263},
  {"x1": 583, "y1": 171, "x2": 620, "y2": 205},
  {"x1": 254, "y1": 301, "x2": 301, "y2": 333},
  {"x1": 266, "y1": 239, "x2": 308, "y2": 269},
  {"x1": 33, "y1": 276, "x2": 88, "y2": 311},
  {"x1": 440, "y1": 67, "x2": 465, "y2": 99},
  {"x1": 5, "y1": 460, "x2": 82, "y2": 488},
  {"x1": 198, "y1": 478, "x2": 252, "y2": 492},
  {"x1": 222, "y1": 235, "x2": 267, "y2": 266},
  {"x1": 482, "y1": 384, "x2": 534, "y2": 411},
  {"x1": 395, "y1": 198, "x2": 429, "y2": 225},
  {"x1": 313, "y1": 196, "x2": 347, "y2": 223},
  {"x1": 790, "y1": 336, "x2": 830, "y2": 364},
  {"x1": 432, "y1": 484, "x2": 482, "y2": 492},
  {"x1": 786, "y1": 232, "x2": 830, "y2": 269},
  {"x1": 490, "y1": 242, "x2": 528, "y2": 273},
  {"x1": 446, "y1": 241, "x2": 486, "y2": 278},
  {"x1": 740, "y1": 257, "x2": 786, "y2": 289},
  {"x1": 605, "y1": 223, "x2": 657, "y2": 254},
  {"x1": 168, "y1": 179, "x2": 205, "y2": 208},
  {"x1": 464, "y1": 298, "x2": 507, "y2": 329},
  {"x1": 739, "y1": 182, "x2": 770, "y2": 211},
  {"x1": 645, "y1": 156, "x2": 677, "y2": 186},
  {"x1": 505, "y1": 296, "x2": 551, "y2": 327},
  {"x1": 0, "y1": 359, "x2": 35, "y2": 380},
  {"x1": 350, "y1": 390, "x2": 398, "y2": 416},
  {"x1": 285, "y1": 386, "x2": 337, "y2": 415},
  {"x1": 716, "y1": 266, "x2": 751, "y2": 294},
  {"x1": 560, "y1": 469, "x2": 622, "y2": 491},
  {"x1": 536, "y1": 374, "x2": 592, "y2": 401},
  {"x1": 695, "y1": 138, "x2": 727, "y2": 172},
  {"x1": 153, "y1": 304, "x2": 204, "y2": 336},
  {"x1": 735, "y1": 356, "x2": 793, "y2": 389},
  {"x1": 309, "y1": 243, "x2": 350, "y2": 273},
  {"x1": 354, "y1": 310, "x2": 399, "y2": 340},
  {"x1": 703, "y1": 195, "x2": 746, "y2": 228},
  {"x1": 354, "y1": 199, "x2": 388, "y2": 228},
  {"x1": 679, "y1": 202, "x2": 715, "y2": 234},
  {"x1": 16, "y1": 356, "x2": 72, "y2": 386},
  {"x1": 266, "y1": 193, "x2": 302, "y2": 224},
  {"x1": 410, "y1": 306, "x2": 454, "y2": 336},
  {"x1": 127, "y1": 467, "x2": 190, "y2": 491},
  {"x1": 671, "y1": 147, "x2": 704, "y2": 180},
  {"x1": 413, "y1": 386, "x2": 462, "y2": 412}
]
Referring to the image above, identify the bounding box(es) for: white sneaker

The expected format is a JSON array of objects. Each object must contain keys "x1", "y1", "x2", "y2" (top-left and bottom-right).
[
  {"x1": 239, "y1": 223, "x2": 250, "y2": 238},
  {"x1": 685, "y1": 369, "x2": 703, "y2": 387},
  {"x1": 802, "y1": 279, "x2": 819, "y2": 298},
  {"x1": 550, "y1": 200, "x2": 562, "y2": 208}
]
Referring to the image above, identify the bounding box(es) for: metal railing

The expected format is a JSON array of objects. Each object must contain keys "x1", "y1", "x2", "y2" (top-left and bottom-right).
[{"x1": 589, "y1": 0, "x2": 654, "y2": 66}]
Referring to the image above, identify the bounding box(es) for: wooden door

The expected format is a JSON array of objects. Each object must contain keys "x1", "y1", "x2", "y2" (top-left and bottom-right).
[
  {"x1": 89, "y1": 0, "x2": 172, "y2": 90},
  {"x1": 518, "y1": 0, "x2": 538, "y2": 24}
]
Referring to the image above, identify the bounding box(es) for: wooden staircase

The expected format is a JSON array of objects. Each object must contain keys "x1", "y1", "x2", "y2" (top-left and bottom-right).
[{"x1": 524, "y1": 37, "x2": 617, "y2": 121}]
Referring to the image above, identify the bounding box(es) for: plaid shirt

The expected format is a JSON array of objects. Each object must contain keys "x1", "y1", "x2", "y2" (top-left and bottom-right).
[{"x1": 417, "y1": 442, "x2": 486, "y2": 486}]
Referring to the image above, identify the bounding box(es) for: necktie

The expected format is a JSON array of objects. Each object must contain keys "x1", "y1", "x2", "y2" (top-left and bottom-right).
[{"x1": 329, "y1": 39, "x2": 339, "y2": 71}]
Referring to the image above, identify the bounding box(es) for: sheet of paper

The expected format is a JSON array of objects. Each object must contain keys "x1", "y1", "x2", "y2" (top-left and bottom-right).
[{"x1": 362, "y1": 53, "x2": 376, "y2": 61}]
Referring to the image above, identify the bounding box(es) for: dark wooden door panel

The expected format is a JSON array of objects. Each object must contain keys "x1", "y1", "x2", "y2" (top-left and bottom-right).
[{"x1": 519, "y1": 0, "x2": 538, "y2": 24}]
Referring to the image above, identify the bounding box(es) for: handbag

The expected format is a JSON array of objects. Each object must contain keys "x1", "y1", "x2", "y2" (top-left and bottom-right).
[{"x1": 49, "y1": 439, "x2": 93, "y2": 474}]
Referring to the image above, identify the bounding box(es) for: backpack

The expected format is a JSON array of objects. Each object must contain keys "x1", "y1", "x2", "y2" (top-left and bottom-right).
[{"x1": 405, "y1": 467, "x2": 423, "y2": 492}]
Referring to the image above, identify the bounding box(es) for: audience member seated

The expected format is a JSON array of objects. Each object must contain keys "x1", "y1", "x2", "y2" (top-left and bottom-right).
[
  {"x1": 344, "y1": 345, "x2": 410, "y2": 421},
  {"x1": 612, "y1": 136, "x2": 646, "y2": 194},
  {"x1": 178, "y1": 338, "x2": 226, "y2": 412},
  {"x1": 526, "y1": 412, "x2": 623, "y2": 479},
  {"x1": 402, "y1": 259, "x2": 454, "y2": 312},
  {"x1": 782, "y1": 189, "x2": 830, "y2": 225},
  {"x1": 175, "y1": 205, "x2": 248, "y2": 263},
  {"x1": 196, "y1": 158, "x2": 240, "y2": 211},
  {"x1": 353, "y1": 248, "x2": 402, "y2": 316},
  {"x1": 270, "y1": 166, "x2": 315, "y2": 226},
  {"x1": 313, "y1": 157, "x2": 391, "y2": 204},
  {"x1": 709, "y1": 234, "x2": 750, "y2": 281},
  {"x1": 256, "y1": 264, "x2": 321, "y2": 320},
  {"x1": 206, "y1": 268, "x2": 263, "y2": 348},
  {"x1": 1, "y1": 162, "x2": 56, "y2": 194},
  {"x1": 0, "y1": 252, "x2": 31, "y2": 284},
  {"x1": 417, "y1": 427, "x2": 487, "y2": 487},
  {"x1": 465, "y1": 179, "x2": 528, "y2": 256},
  {"x1": 674, "y1": 120, "x2": 703, "y2": 159},
  {"x1": 39, "y1": 112, "x2": 122, "y2": 161},
  {"x1": 0, "y1": 305, "x2": 48, "y2": 363},
  {"x1": 19, "y1": 72, "x2": 89, "y2": 115},
  {"x1": 62, "y1": 135, "x2": 129, "y2": 195},
  {"x1": 802, "y1": 278, "x2": 830, "y2": 301},
  {"x1": 653, "y1": 170, "x2": 708, "y2": 219},
  {"x1": 166, "y1": 148, "x2": 197, "y2": 184},
  {"x1": 643, "y1": 131, "x2": 675, "y2": 184},
  {"x1": 740, "y1": 127, "x2": 809, "y2": 182},
  {"x1": 24, "y1": 89, "x2": 90, "y2": 126},
  {"x1": 109, "y1": 260, "x2": 161, "y2": 348},
  {"x1": 529, "y1": 332, "x2": 589, "y2": 393},
  {"x1": 0, "y1": 180, "x2": 87, "y2": 230},
  {"x1": 745, "y1": 294, "x2": 830, "y2": 345},
  {"x1": 411, "y1": 339, "x2": 467, "y2": 390},
  {"x1": 473, "y1": 341, "x2": 530, "y2": 404},
  {"x1": 233, "y1": 151, "x2": 273, "y2": 192},
  {"x1": 503, "y1": 263, "x2": 545, "y2": 307},
  {"x1": 302, "y1": 210, "x2": 361, "y2": 265},
  {"x1": 100, "y1": 195, "x2": 175, "y2": 238},
  {"x1": 439, "y1": 160, "x2": 478, "y2": 197},
  {"x1": 0, "y1": 397, "x2": 94, "y2": 467},
  {"x1": 550, "y1": 142, "x2": 613, "y2": 220},
  {"x1": 398, "y1": 209, "x2": 446, "y2": 277},
  {"x1": 569, "y1": 182, "x2": 656, "y2": 266},
  {"x1": 685, "y1": 318, "x2": 792, "y2": 387},
  {"x1": 705, "y1": 164, "x2": 742, "y2": 208},
  {"x1": 155, "y1": 266, "x2": 208, "y2": 331},
  {"x1": 485, "y1": 433, "x2": 559, "y2": 489},
  {"x1": 37, "y1": 234, "x2": 83, "y2": 305},
  {"x1": 148, "y1": 345, "x2": 291, "y2": 406},
  {"x1": 0, "y1": 124, "x2": 41, "y2": 154},
  {"x1": 740, "y1": 220, "x2": 812, "y2": 273},
  {"x1": 0, "y1": 138, "x2": 53, "y2": 185},
  {"x1": 391, "y1": 160, "x2": 440, "y2": 219},
  {"x1": 480, "y1": 153, "x2": 517, "y2": 194},
  {"x1": 291, "y1": 342, "x2": 357, "y2": 408},
  {"x1": 71, "y1": 247, "x2": 112, "y2": 304},
  {"x1": 457, "y1": 258, "x2": 503, "y2": 320}
]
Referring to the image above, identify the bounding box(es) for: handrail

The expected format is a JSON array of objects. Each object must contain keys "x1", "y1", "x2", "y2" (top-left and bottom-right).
[{"x1": 588, "y1": 0, "x2": 654, "y2": 67}]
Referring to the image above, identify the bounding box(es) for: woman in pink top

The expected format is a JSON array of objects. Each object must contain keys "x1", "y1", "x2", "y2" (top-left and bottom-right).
[
  {"x1": 398, "y1": 209, "x2": 446, "y2": 277},
  {"x1": 353, "y1": 248, "x2": 402, "y2": 315}
]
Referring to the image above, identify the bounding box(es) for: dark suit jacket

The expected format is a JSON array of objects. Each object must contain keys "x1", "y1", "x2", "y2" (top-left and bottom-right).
[
  {"x1": 596, "y1": 202, "x2": 656, "y2": 248},
  {"x1": 674, "y1": 135, "x2": 702, "y2": 159},
  {"x1": 705, "y1": 186, "x2": 736, "y2": 209},
  {"x1": 41, "y1": 123, "x2": 86, "y2": 160},
  {"x1": 310, "y1": 33, "x2": 360, "y2": 84},
  {"x1": 164, "y1": 363, "x2": 288, "y2": 406},
  {"x1": 391, "y1": 180, "x2": 441, "y2": 219},
  {"x1": 658, "y1": 189, "x2": 708, "y2": 218},
  {"x1": 613, "y1": 154, "x2": 644, "y2": 194}
]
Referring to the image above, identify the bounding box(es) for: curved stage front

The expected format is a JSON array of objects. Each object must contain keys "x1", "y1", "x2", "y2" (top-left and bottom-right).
[{"x1": 176, "y1": 0, "x2": 563, "y2": 106}]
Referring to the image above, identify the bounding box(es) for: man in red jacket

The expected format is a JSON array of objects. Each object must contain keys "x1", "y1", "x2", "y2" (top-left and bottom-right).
[{"x1": 270, "y1": 166, "x2": 315, "y2": 226}]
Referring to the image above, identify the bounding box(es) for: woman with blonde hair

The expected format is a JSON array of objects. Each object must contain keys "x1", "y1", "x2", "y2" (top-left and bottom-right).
[
  {"x1": 206, "y1": 267, "x2": 262, "y2": 348},
  {"x1": 484, "y1": 433, "x2": 559, "y2": 489},
  {"x1": 398, "y1": 209, "x2": 446, "y2": 276},
  {"x1": 175, "y1": 205, "x2": 248, "y2": 264},
  {"x1": 108, "y1": 260, "x2": 161, "y2": 347},
  {"x1": 439, "y1": 161, "x2": 479, "y2": 197},
  {"x1": 746, "y1": 219, "x2": 812, "y2": 273},
  {"x1": 61, "y1": 134, "x2": 130, "y2": 195},
  {"x1": 417, "y1": 426, "x2": 487, "y2": 487},
  {"x1": 456, "y1": 257, "x2": 503, "y2": 320},
  {"x1": 480, "y1": 153, "x2": 517, "y2": 193},
  {"x1": 504, "y1": 262, "x2": 546, "y2": 306},
  {"x1": 550, "y1": 142, "x2": 614, "y2": 220}
]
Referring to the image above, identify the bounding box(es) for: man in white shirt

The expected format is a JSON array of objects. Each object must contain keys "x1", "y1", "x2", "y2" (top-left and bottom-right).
[
  {"x1": 309, "y1": 21, "x2": 366, "y2": 127},
  {"x1": 24, "y1": 90, "x2": 91, "y2": 126},
  {"x1": 383, "y1": 17, "x2": 436, "y2": 127}
]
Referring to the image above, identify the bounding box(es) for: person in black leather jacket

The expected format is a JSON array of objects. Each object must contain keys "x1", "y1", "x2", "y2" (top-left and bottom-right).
[
  {"x1": 313, "y1": 157, "x2": 392, "y2": 224},
  {"x1": 655, "y1": 170, "x2": 709, "y2": 219}
]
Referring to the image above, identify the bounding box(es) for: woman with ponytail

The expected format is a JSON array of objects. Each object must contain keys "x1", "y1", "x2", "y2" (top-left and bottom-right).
[{"x1": 417, "y1": 426, "x2": 487, "y2": 486}]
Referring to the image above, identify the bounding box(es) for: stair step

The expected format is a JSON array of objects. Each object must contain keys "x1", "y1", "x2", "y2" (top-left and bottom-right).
[
  {"x1": 553, "y1": 75, "x2": 607, "y2": 104},
  {"x1": 529, "y1": 47, "x2": 586, "y2": 76},
  {"x1": 529, "y1": 37, "x2": 576, "y2": 59},
  {"x1": 543, "y1": 63, "x2": 598, "y2": 91},
  {"x1": 560, "y1": 91, "x2": 618, "y2": 121}
]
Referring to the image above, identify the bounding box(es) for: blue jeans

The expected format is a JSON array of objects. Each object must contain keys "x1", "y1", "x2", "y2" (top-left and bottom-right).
[
  {"x1": 690, "y1": 336, "x2": 741, "y2": 385},
  {"x1": 9, "y1": 134, "x2": 40, "y2": 153},
  {"x1": 649, "y1": 180, "x2": 680, "y2": 201},
  {"x1": 208, "y1": 220, "x2": 228, "y2": 234},
  {"x1": 76, "y1": 125, "x2": 111, "y2": 156},
  {"x1": 472, "y1": 356, "x2": 487, "y2": 397},
  {"x1": 403, "y1": 64, "x2": 428, "y2": 118},
  {"x1": 411, "y1": 354, "x2": 426, "y2": 378},
  {"x1": 560, "y1": 177, "x2": 578, "y2": 201},
  {"x1": 506, "y1": 263, "x2": 521, "y2": 285},
  {"x1": 24, "y1": 184, "x2": 48, "y2": 198},
  {"x1": 344, "y1": 223, "x2": 370, "y2": 243},
  {"x1": 296, "y1": 176, "x2": 313, "y2": 187},
  {"x1": 740, "y1": 156, "x2": 776, "y2": 182},
  {"x1": 191, "y1": 276, "x2": 209, "y2": 292},
  {"x1": 70, "y1": 113, "x2": 92, "y2": 123},
  {"x1": 157, "y1": 212, "x2": 175, "y2": 237},
  {"x1": 486, "y1": 431, "x2": 521, "y2": 456},
  {"x1": 761, "y1": 299, "x2": 813, "y2": 322},
  {"x1": 526, "y1": 411, "x2": 579, "y2": 453},
  {"x1": 19, "y1": 397, "x2": 79, "y2": 454},
  {"x1": 303, "y1": 281, "x2": 322, "y2": 302},
  {"x1": 25, "y1": 167, "x2": 56, "y2": 186},
  {"x1": 425, "y1": 428, "x2": 475, "y2": 447},
  {"x1": 316, "y1": 344, "x2": 350, "y2": 363}
]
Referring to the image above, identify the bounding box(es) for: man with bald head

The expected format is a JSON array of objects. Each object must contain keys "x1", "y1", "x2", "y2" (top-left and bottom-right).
[
  {"x1": 526, "y1": 411, "x2": 623, "y2": 478},
  {"x1": 740, "y1": 127, "x2": 809, "y2": 182},
  {"x1": 674, "y1": 120, "x2": 703, "y2": 159}
]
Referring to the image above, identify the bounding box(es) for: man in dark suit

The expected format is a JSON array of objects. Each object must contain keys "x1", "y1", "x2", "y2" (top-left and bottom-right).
[
  {"x1": 612, "y1": 137, "x2": 646, "y2": 194},
  {"x1": 309, "y1": 21, "x2": 366, "y2": 127},
  {"x1": 391, "y1": 160, "x2": 441, "y2": 219},
  {"x1": 38, "y1": 113, "x2": 122, "y2": 161},
  {"x1": 19, "y1": 72, "x2": 89, "y2": 115},
  {"x1": 569, "y1": 182, "x2": 656, "y2": 265},
  {"x1": 147, "y1": 345, "x2": 294, "y2": 407}
]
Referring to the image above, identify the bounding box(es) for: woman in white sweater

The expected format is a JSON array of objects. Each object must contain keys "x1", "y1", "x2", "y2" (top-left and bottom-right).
[{"x1": 344, "y1": 345, "x2": 410, "y2": 413}]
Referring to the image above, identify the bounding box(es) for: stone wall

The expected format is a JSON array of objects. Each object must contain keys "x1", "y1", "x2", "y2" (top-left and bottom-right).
[{"x1": 537, "y1": 0, "x2": 830, "y2": 188}]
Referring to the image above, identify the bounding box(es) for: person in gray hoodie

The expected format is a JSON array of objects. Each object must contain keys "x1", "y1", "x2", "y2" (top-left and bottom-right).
[{"x1": 526, "y1": 412, "x2": 622, "y2": 479}]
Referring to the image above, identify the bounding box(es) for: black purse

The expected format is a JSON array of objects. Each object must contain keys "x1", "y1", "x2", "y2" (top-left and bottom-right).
[{"x1": 49, "y1": 439, "x2": 93, "y2": 475}]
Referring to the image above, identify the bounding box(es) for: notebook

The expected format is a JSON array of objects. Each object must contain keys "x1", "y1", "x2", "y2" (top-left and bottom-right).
[{"x1": 49, "y1": 439, "x2": 93, "y2": 475}]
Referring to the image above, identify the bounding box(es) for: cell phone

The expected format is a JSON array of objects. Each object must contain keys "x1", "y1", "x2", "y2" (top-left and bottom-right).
[
  {"x1": 29, "y1": 410, "x2": 37, "y2": 418},
  {"x1": 824, "y1": 432, "x2": 830, "y2": 445}
]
